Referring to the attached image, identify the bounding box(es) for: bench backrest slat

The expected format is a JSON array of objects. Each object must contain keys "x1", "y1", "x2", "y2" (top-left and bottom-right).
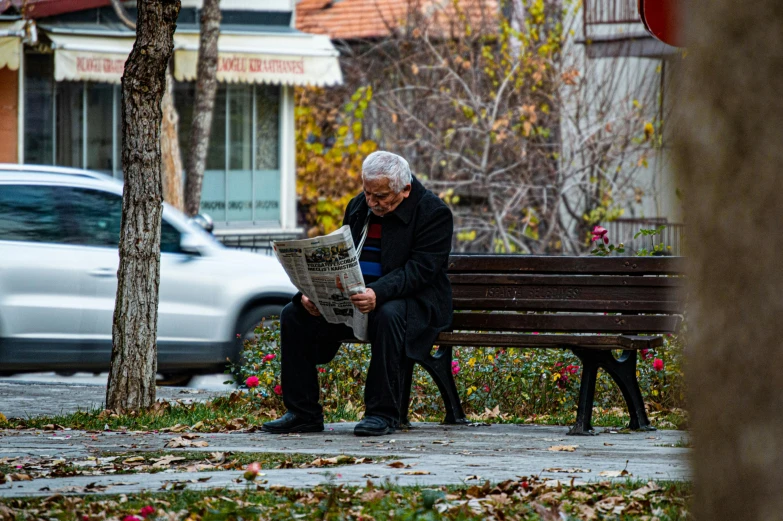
[
  {"x1": 451, "y1": 313, "x2": 681, "y2": 333},
  {"x1": 445, "y1": 255, "x2": 686, "y2": 318},
  {"x1": 448, "y1": 255, "x2": 686, "y2": 275}
]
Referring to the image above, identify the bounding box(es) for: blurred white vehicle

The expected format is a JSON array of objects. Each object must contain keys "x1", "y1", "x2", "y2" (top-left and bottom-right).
[{"x1": 0, "y1": 165, "x2": 296, "y2": 383}]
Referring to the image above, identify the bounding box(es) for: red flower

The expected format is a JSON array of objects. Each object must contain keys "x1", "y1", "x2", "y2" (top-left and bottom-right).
[
  {"x1": 243, "y1": 462, "x2": 261, "y2": 481},
  {"x1": 274, "y1": 384, "x2": 283, "y2": 395},
  {"x1": 603, "y1": 236, "x2": 609, "y2": 244},
  {"x1": 591, "y1": 226, "x2": 608, "y2": 242},
  {"x1": 641, "y1": 348, "x2": 649, "y2": 360},
  {"x1": 568, "y1": 365, "x2": 579, "y2": 375},
  {"x1": 245, "y1": 376, "x2": 259, "y2": 388},
  {"x1": 653, "y1": 358, "x2": 664, "y2": 371},
  {"x1": 483, "y1": 385, "x2": 490, "y2": 392},
  {"x1": 262, "y1": 354, "x2": 276, "y2": 362},
  {"x1": 123, "y1": 517, "x2": 141, "y2": 521},
  {"x1": 317, "y1": 367, "x2": 326, "y2": 373},
  {"x1": 554, "y1": 362, "x2": 563, "y2": 368},
  {"x1": 557, "y1": 376, "x2": 569, "y2": 389},
  {"x1": 139, "y1": 506, "x2": 155, "y2": 518}
]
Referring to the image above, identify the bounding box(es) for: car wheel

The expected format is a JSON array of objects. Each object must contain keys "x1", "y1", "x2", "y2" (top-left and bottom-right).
[{"x1": 157, "y1": 374, "x2": 193, "y2": 387}]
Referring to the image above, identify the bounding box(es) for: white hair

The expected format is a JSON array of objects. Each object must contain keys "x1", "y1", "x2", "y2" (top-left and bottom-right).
[{"x1": 361, "y1": 151, "x2": 412, "y2": 193}]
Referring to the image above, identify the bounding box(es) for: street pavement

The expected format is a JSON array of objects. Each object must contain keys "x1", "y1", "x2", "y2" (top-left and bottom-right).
[{"x1": 0, "y1": 382, "x2": 691, "y2": 497}]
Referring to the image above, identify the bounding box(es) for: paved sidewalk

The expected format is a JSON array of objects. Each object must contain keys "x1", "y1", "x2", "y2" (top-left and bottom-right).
[
  {"x1": 0, "y1": 381, "x2": 224, "y2": 419},
  {"x1": 0, "y1": 422, "x2": 690, "y2": 498}
]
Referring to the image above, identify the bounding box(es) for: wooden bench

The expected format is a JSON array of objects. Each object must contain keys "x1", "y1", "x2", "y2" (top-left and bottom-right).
[{"x1": 396, "y1": 255, "x2": 686, "y2": 435}]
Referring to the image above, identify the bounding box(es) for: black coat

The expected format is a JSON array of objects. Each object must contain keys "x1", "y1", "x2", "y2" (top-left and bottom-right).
[{"x1": 343, "y1": 175, "x2": 454, "y2": 360}]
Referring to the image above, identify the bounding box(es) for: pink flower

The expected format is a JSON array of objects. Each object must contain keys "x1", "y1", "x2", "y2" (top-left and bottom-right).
[
  {"x1": 139, "y1": 506, "x2": 155, "y2": 518},
  {"x1": 532, "y1": 332, "x2": 540, "y2": 335},
  {"x1": 274, "y1": 385, "x2": 283, "y2": 395},
  {"x1": 554, "y1": 362, "x2": 563, "y2": 368},
  {"x1": 263, "y1": 354, "x2": 276, "y2": 362},
  {"x1": 123, "y1": 517, "x2": 141, "y2": 521},
  {"x1": 451, "y1": 360, "x2": 460, "y2": 375},
  {"x1": 243, "y1": 462, "x2": 262, "y2": 481},
  {"x1": 245, "y1": 376, "x2": 260, "y2": 388},
  {"x1": 591, "y1": 226, "x2": 608, "y2": 242},
  {"x1": 653, "y1": 358, "x2": 664, "y2": 371},
  {"x1": 603, "y1": 236, "x2": 609, "y2": 244}
]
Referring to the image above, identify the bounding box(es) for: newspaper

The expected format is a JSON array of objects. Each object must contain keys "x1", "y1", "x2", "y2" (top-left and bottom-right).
[{"x1": 272, "y1": 225, "x2": 369, "y2": 340}]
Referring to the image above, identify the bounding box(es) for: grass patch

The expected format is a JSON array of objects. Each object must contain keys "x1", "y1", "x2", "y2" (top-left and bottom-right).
[
  {"x1": 0, "y1": 391, "x2": 688, "y2": 433},
  {"x1": 0, "y1": 477, "x2": 691, "y2": 520},
  {"x1": 0, "y1": 452, "x2": 394, "y2": 481}
]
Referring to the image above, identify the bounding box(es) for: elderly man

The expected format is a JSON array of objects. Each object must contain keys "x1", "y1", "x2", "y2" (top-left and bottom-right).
[{"x1": 262, "y1": 151, "x2": 454, "y2": 436}]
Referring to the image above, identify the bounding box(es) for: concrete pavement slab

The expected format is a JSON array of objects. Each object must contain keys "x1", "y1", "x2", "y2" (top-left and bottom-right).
[{"x1": 0, "y1": 422, "x2": 690, "y2": 497}]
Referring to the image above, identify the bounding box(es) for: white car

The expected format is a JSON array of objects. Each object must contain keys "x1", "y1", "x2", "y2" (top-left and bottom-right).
[{"x1": 0, "y1": 165, "x2": 296, "y2": 383}]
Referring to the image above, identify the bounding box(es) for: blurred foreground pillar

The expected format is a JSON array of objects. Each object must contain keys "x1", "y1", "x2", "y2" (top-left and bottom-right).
[{"x1": 675, "y1": 1, "x2": 783, "y2": 520}]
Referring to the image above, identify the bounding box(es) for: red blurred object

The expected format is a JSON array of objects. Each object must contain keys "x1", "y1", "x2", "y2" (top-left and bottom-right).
[
  {"x1": 1, "y1": 0, "x2": 111, "y2": 19},
  {"x1": 639, "y1": 0, "x2": 684, "y2": 47}
]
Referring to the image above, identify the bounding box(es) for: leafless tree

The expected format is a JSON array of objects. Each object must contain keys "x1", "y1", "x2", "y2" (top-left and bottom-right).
[
  {"x1": 184, "y1": 0, "x2": 221, "y2": 216},
  {"x1": 315, "y1": 0, "x2": 661, "y2": 253},
  {"x1": 107, "y1": 0, "x2": 180, "y2": 411}
]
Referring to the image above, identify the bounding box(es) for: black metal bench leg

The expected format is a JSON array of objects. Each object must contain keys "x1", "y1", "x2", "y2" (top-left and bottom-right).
[
  {"x1": 600, "y1": 350, "x2": 655, "y2": 431},
  {"x1": 569, "y1": 348, "x2": 600, "y2": 436},
  {"x1": 398, "y1": 356, "x2": 416, "y2": 428},
  {"x1": 418, "y1": 346, "x2": 468, "y2": 425}
]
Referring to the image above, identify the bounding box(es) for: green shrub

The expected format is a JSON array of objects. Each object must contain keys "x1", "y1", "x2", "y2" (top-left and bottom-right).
[{"x1": 229, "y1": 320, "x2": 686, "y2": 424}]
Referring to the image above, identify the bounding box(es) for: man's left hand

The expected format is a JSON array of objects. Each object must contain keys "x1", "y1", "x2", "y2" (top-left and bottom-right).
[{"x1": 351, "y1": 288, "x2": 377, "y2": 314}]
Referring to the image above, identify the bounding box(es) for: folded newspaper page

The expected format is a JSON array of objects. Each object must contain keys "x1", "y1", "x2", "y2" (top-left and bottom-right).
[{"x1": 272, "y1": 225, "x2": 369, "y2": 341}]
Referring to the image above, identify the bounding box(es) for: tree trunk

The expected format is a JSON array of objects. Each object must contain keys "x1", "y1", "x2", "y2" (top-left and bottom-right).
[
  {"x1": 161, "y1": 66, "x2": 184, "y2": 211},
  {"x1": 107, "y1": 0, "x2": 180, "y2": 412},
  {"x1": 111, "y1": 0, "x2": 184, "y2": 212},
  {"x1": 674, "y1": 1, "x2": 783, "y2": 519},
  {"x1": 184, "y1": 0, "x2": 221, "y2": 217}
]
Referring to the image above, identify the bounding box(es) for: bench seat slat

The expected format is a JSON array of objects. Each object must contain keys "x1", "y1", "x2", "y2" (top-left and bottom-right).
[
  {"x1": 452, "y1": 298, "x2": 685, "y2": 313},
  {"x1": 450, "y1": 313, "x2": 682, "y2": 333},
  {"x1": 436, "y1": 332, "x2": 664, "y2": 350},
  {"x1": 448, "y1": 255, "x2": 686, "y2": 275}
]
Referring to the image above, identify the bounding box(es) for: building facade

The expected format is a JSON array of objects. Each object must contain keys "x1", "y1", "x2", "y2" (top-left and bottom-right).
[{"x1": 0, "y1": 0, "x2": 342, "y2": 237}]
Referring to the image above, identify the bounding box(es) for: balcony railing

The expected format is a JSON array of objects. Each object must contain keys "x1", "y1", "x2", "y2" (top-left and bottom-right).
[
  {"x1": 584, "y1": 0, "x2": 640, "y2": 26},
  {"x1": 604, "y1": 218, "x2": 686, "y2": 256}
]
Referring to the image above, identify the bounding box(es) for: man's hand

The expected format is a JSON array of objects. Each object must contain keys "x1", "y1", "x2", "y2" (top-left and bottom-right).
[
  {"x1": 351, "y1": 288, "x2": 377, "y2": 314},
  {"x1": 301, "y1": 295, "x2": 321, "y2": 316}
]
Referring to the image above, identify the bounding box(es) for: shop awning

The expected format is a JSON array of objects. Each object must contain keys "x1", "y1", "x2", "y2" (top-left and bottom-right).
[
  {"x1": 0, "y1": 20, "x2": 25, "y2": 71},
  {"x1": 44, "y1": 29, "x2": 342, "y2": 86},
  {"x1": 48, "y1": 32, "x2": 134, "y2": 84},
  {"x1": 173, "y1": 32, "x2": 342, "y2": 86}
]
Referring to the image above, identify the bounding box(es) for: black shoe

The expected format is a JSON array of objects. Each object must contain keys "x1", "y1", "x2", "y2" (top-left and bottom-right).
[
  {"x1": 354, "y1": 415, "x2": 395, "y2": 437},
  {"x1": 261, "y1": 412, "x2": 324, "y2": 434}
]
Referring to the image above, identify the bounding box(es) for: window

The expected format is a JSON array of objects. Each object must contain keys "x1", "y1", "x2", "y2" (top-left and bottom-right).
[
  {"x1": 59, "y1": 187, "x2": 183, "y2": 253},
  {"x1": 24, "y1": 51, "x2": 121, "y2": 177},
  {"x1": 0, "y1": 185, "x2": 62, "y2": 243},
  {"x1": 23, "y1": 49, "x2": 283, "y2": 228},
  {"x1": 175, "y1": 82, "x2": 281, "y2": 226},
  {"x1": 60, "y1": 187, "x2": 122, "y2": 248}
]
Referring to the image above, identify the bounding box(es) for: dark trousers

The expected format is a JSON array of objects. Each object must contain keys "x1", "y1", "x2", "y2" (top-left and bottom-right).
[{"x1": 279, "y1": 299, "x2": 407, "y2": 426}]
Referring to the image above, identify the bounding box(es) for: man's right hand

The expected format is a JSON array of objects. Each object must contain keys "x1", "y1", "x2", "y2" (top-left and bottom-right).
[{"x1": 301, "y1": 295, "x2": 321, "y2": 316}]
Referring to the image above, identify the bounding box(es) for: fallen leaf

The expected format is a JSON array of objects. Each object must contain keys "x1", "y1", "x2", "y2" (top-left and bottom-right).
[
  {"x1": 598, "y1": 470, "x2": 631, "y2": 477},
  {"x1": 547, "y1": 445, "x2": 577, "y2": 452},
  {"x1": 387, "y1": 461, "x2": 407, "y2": 469},
  {"x1": 8, "y1": 473, "x2": 32, "y2": 481}
]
